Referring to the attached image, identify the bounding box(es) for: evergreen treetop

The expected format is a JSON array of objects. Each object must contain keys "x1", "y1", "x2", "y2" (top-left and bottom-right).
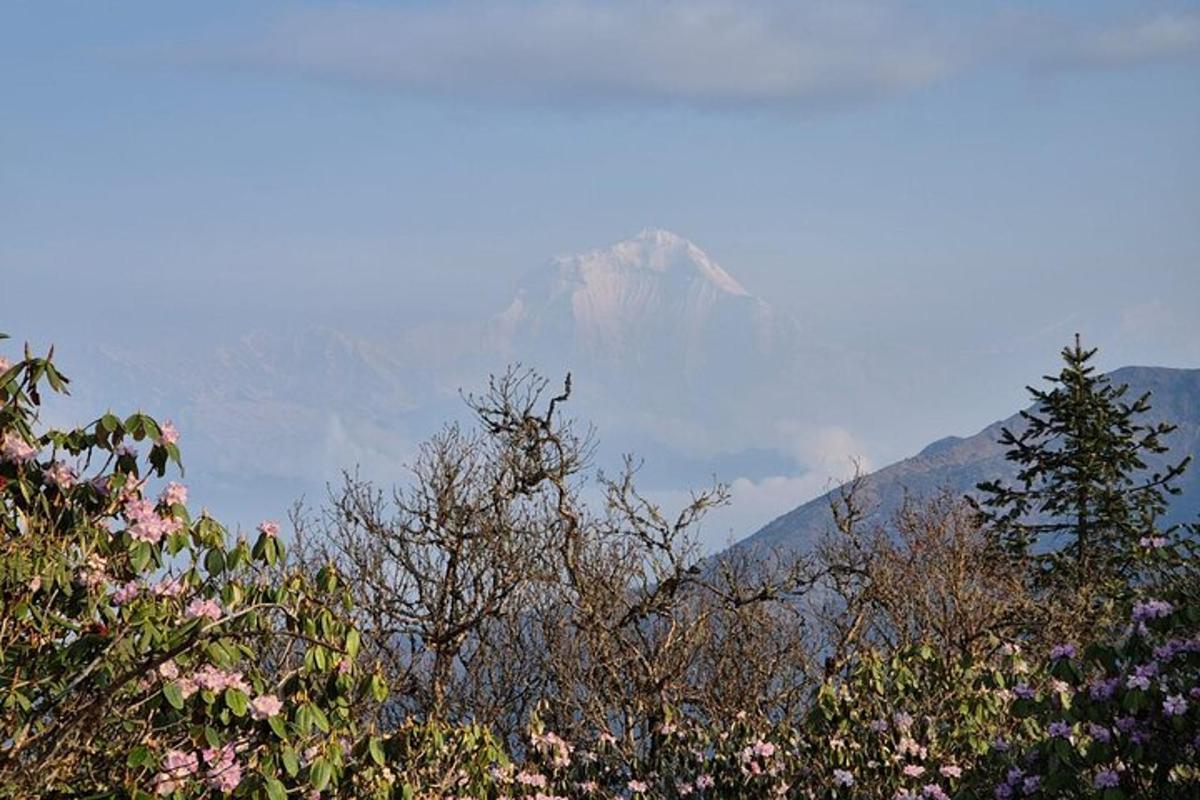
[{"x1": 973, "y1": 335, "x2": 1191, "y2": 600}]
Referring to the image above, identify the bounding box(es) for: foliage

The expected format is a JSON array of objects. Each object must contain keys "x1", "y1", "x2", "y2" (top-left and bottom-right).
[
  {"x1": 973, "y1": 335, "x2": 1191, "y2": 629},
  {"x1": 984, "y1": 591, "x2": 1200, "y2": 798},
  {"x1": 0, "y1": 337, "x2": 392, "y2": 798},
  {"x1": 2, "y1": 332, "x2": 1196, "y2": 799}
]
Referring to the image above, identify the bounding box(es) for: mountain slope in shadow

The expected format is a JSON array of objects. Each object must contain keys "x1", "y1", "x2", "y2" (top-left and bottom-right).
[{"x1": 731, "y1": 366, "x2": 1200, "y2": 555}]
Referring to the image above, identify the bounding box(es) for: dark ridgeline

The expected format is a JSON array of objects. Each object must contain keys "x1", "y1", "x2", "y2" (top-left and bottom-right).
[{"x1": 732, "y1": 365, "x2": 1200, "y2": 556}]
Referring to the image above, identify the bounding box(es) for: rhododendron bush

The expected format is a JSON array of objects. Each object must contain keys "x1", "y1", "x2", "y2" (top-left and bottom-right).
[
  {"x1": 985, "y1": 596, "x2": 1200, "y2": 799},
  {"x1": 0, "y1": 337, "x2": 393, "y2": 798}
]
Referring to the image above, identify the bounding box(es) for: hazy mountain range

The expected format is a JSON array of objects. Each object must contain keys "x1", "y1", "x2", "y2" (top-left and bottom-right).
[{"x1": 34, "y1": 230, "x2": 1200, "y2": 551}]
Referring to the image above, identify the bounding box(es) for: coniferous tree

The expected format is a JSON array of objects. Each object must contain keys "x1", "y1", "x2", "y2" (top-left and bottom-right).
[{"x1": 972, "y1": 335, "x2": 1191, "y2": 609}]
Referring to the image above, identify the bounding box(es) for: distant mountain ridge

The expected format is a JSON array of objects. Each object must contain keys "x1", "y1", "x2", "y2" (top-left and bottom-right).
[
  {"x1": 41, "y1": 232, "x2": 1199, "y2": 552},
  {"x1": 494, "y1": 228, "x2": 792, "y2": 380},
  {"x1": 732, "y1": 365, "x2": 1200, "y2": 554}
]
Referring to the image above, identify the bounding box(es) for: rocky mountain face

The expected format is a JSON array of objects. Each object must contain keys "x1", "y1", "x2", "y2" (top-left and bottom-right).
[
  {"x1": 733, "y1": 365, "x2": 1200, "y2": 555},
  {"x1": 495, "y1": 229, "x2": 783, "y2": 376}
]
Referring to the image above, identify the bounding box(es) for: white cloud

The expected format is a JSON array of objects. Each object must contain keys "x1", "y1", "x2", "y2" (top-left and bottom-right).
[
  {"x1": 208, "y1": 0, "x2": 960, "y2": 109},
  {"x1": 167, "y1": 2, "x2": 1200, "y2": 111},
  {"x1": 773, "y1": 421, "x2": 871, "y2": 473},
  {"x1": 1068, "y1": 12, "x2": 1200, "y2": 68},
  {"x1": 671, "y1": 466, "x2": 857, "y2": 553}
]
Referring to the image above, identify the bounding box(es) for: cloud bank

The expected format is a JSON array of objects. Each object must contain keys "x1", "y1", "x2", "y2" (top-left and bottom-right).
[{"x1": 190, "y1": 2, "x2": 1200, "y2": 110}]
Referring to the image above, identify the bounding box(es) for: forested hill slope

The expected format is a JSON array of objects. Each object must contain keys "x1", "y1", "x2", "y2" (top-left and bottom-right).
[{"x1": 733, "y1": 366, "x2": 1200, "y2": 554}]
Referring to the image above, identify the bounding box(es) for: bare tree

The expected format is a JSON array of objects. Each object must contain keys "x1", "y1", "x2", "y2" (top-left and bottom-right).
[
  {"x1": 297, "y1": 367, "x2": 814, "y2": 751},
  {"x1": 295, "y1": 369, "x2": 590, "y2": 725},
  {"x1": 812, "y1": 475, "x2": 1034, "y2": 672}
]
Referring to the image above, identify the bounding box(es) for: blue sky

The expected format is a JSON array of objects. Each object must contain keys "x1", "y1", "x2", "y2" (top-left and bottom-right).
[
  {"x1": 4, "y1": 2, "x2": 1198, "y2": 334},
  {"x1": 2, "y1": 1, "x2": 1199, "y2": 540}
]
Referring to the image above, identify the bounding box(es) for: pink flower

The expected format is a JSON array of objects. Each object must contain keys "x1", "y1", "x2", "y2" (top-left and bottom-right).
[
  {"x1": 42, "y1": 460, "x2": 76, "y2": 489},
  {"x1": 151, "y1": 575, "x2": 186, "y2": 597},
  {"x1": 257, "y1": 519, "x2": 280, "y2": 538},
  {"x1": 1050, "y1": 644, "x2": 1076, "y2": 660},
  {"x1": 250, "y1": 694, "x2": 284, "y2": 720},
  {"x1": 163, "y1": 748, "x2": 200, "y2": 775},
  {"x1": 113, "y1": 581, "x2": 141, "y2": 605},
  {"x1": 939, "y1": 765, "x2": 962, "y2": 779},
  {"x1": 124, "y1": 497, "x2": 155, "y2": 520},
  {"x1": 0, "y1": 431, "x2": 37, "y2": 464},
  {"x1": 833, "y1": 769, "x2": 854, "y2": 787},
  {"x1": 903, "y1": 764, "x2": 926, "y2": 778},
  {"x1": 191, "y1": 665, "x2": 249, "y2": 694},
  {"x1": 1132, "y1": 599, "x2": 1173, "y2": 623},
  {"x1": 158, "y1": 660, "x2": 180, "y2": 680},
  {"x1": 752, "y1": 740, "x2": 776, "y2": 758},
  {"x1": 516, "y1": 771, "x2": 547, "y2": 787},
  {"x1": 153, "y1": 749, "x2": 200, "y2": 796},
  {"x1": 695, "y1": 774, "x2": 715, "y2": 790},
  {"x1": 159, "y1": 420, "x2": 180, "y2": 446},
  {"x1": 186, "y1": 598, "x2": 223, "y2": 622},
  {"x1": 160, "y1": 482, "x2": 188, "y2": 507},
  {"x1": 129, "y1": 517, "x2": 167, "y2": 544},
  {"x1": 1164, "y1": 695, "x2": 1189, "y2": 716},
  {"x1": 125, "y1": 496, "x2": 179, "y2": 544},
  {"x1": 78, "y1": 554, "x2": 108, "y2": 589},
  {"x1": 628, "y1": 779, "x2": 649, "y2": 794},
  {"x1": 203, "y1": 744, "x2": 242, "y2": 793}
]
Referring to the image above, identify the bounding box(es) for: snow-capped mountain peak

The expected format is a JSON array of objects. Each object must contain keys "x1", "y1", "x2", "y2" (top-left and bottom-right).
[
  {"x1": 493, "y1": 231, "x2": 786, "y2": 384},
  {"x1": 557, "y1": 228, "x2": 749, "y2": 298}
]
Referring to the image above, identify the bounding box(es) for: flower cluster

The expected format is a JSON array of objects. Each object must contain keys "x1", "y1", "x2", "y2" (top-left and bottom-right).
[{"x1": 0, "y1": 343, "x2": 373, "y2": 798}]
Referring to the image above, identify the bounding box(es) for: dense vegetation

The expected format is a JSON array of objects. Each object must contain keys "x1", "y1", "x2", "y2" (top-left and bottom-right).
[{"x1": 1, "y1": 333, "x2": 1196, "y2": 798}]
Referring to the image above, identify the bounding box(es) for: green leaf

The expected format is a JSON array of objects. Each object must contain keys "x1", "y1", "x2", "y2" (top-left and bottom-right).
[
  {"x1": 127, "y1": 745, "x2": 152, "y2": 769},
  {"x1": 368, "y1": 736, "x2": 385, "y2": 766},
  {"x1": 264, "y1": 777, "x2": 287, "y2": 800},
  {"x1": 269, "y1": 714, "x2": 289, "y2": 741},
  {"x1": 370, "y1": 673, "x2": 388, "y2": 702},
  {"x1": 205, "y1": 548, "x2": 225, "y2": 576},
  {"x1": 308, "y1": 702, "x2": 330, "y2": 733},
  {"x1": 204, "y1": 726, "x2": 221, "y2": 748},
  {"x1": 346, "y1": 628, "x2": 361, "y2": 659},
  {"x1": 130, "y1": 541, "x2": 152, "y2": 572},
  {"x1": 281, "y1": 746, "x2": 300, "y2": 777},
  {"x1": 225, "y1": 687, "x2": 249, "y2": 717},
  {"x1": 163, "y1": 682, "x2": 185, "y2": 710},
  {"x1": 310, "y1": 758, "x2": 333, "y2": 792}
]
